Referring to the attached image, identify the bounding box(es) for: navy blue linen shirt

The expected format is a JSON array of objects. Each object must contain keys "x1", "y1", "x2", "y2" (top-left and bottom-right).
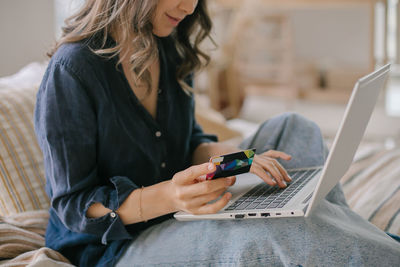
[{"x1": 34, "y1": 36, "x2": 217, "y2": 266}]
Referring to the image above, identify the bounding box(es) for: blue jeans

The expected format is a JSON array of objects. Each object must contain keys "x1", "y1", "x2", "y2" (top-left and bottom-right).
[{"x1": 116, "y1": 113, "x2": 400, "y2": 266}]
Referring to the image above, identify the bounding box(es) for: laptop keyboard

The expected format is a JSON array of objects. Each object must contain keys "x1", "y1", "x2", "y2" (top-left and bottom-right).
[{"x1": 225, "y1": 168, "x2": 322, "y2": 211}]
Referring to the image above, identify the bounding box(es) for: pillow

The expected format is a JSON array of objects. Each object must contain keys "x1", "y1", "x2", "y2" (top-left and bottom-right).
[
  {"x1": 0, "y1": 62, "x2": 47, "y2": 90},
  {"x1": 0, "y1": 86, "x2": 49, "y2": 216},
  {"x1": 341, "y1": 147, "x2": 400, "y2": 235}
]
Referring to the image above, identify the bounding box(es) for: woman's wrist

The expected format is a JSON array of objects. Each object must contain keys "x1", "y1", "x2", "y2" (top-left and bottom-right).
[
  {"x1": 160, "y1": 180, "x2": 179, "y2": 214},
  {"x1": 116, "y1": 180, "x2": 177, "y2": 225},
  {"x1": 144, "y1": 180, "x2": 178, "y2": 218}
]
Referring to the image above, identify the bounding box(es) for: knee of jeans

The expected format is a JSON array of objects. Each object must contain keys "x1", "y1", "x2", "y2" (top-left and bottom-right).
[{"x1": 281, "y1": 112, "x2": 320, "y2": 132}]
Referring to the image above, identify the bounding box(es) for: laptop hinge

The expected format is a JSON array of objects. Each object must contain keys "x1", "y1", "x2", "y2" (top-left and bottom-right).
[
  {"x1": 302, "y1": 192, "x2": 313, "y2": 204},
  {"x1": 302, "y1": 204, "x2": 309, "y2": 214}
]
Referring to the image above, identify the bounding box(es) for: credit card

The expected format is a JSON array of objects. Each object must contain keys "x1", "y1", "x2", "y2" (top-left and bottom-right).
[{"x1": 206, "y1": 148, "x2": 256, "y2": 180}]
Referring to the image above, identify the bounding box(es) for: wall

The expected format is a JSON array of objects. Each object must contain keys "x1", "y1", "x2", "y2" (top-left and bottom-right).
[
  {"x1": 0, "y1": 1, "x2": 372, "y2": 78},
  {"x1": 0, "y1": 0, "x2": 54, "y2": 77},
  {"x1": 291, "y1": 7, "x2": 370, "y2": 70}
]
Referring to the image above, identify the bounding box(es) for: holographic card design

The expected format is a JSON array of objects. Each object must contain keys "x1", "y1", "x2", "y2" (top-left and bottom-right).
[{"x1": 206, "y1": 149, "x2": 256, "y2": 180}]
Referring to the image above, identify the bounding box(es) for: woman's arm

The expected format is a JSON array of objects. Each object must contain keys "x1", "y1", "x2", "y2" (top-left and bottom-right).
[
  {"x1": 87, "y1": 181, "x2": 174, "y2": 224},
  {"x1": 87, "y1": 142, "x2": 238, "y2": 223},
  {"x1": 87, "y1": 142, "x2": 294, "y2": 223},
  {"x1": 87, "y1": 162, "x2": 235, "y2": 224}
]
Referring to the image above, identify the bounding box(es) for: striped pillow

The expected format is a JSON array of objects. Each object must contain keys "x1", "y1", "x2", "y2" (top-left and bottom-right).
[
  {"x1": 341, "y1": 148, "x2": 400, "y2": 235},
  {"x1": 0, "y1": 86, "x2": 49, "y2": 215}
]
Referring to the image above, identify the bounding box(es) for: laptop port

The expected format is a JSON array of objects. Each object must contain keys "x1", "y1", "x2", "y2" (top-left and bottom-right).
[
  {"x1": 248, "y1": 213, "x2": 257, "y2": 217},
  {"x1": 261, "y1": 213, "x2": 270, "y2": 217},
  {"x1": 276, "y1": 213, "x2": 281, "y2": 215},
  {"x1": 235, "y1": 214, "x2": 245, "y2": 219}
]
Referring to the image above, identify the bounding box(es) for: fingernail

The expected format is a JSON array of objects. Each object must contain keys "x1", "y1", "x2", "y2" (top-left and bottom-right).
[
  {"x1": 283, "y1": 181, "x2": 287, "y2": 187},
  {"x1": 208, "y1": 163, "x2": 214, "y2": 171}
]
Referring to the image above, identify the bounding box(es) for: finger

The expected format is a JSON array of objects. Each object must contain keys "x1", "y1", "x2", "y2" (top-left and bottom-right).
[
  {"x1": 174, "y1": 163, "x2": 215, "y2": 185},
  {"x1": 193, "y1": 192, "x2": 232, "y2": 215},
  {"x1": 258, "y1": 154, "x2": 292, "y2": 183},
  {"x1": 251, "y1": 165, "x2": 276, "y2": 186},
  {"x1": 267, "y1": 162, "x2": 287, "y2": 188},
  {"x1": 229, "y1": 176, "x2": 237, "y2": 186},
  {"x1": 263, "y1": 150, "x2": 292, "y2": 161},
  {"x1": 255, "y1": 157, "x2": 286, "y2": 187},
  {"x1": 272, "y1": 160, "x2": 292, "y2": 183},
  {"x1": 187, "y1": 188, "x2": 227, "y2": 209},
  {"x1": 195, "y1": 174, "x2": 207, "y2": 183},
  {"x1": 183, "y1": 176, "x2": 235, "y2": 197}
]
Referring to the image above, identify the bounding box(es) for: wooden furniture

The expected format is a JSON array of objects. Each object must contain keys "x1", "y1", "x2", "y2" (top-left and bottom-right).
[
  {"x1": 207, "y1": 0, "x2": 386, "y2": 118},
  {"x1": 223, "y1": 4, "x2": 297, "y2": 117},
  {"x1": 215, "y1": 0, "x2": 384, "y2": 72}
]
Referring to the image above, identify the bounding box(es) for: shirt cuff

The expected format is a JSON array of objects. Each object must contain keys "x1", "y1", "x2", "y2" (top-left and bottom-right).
[{"x1": 84, "y1": 176, "x2": 139, "y2": 244}]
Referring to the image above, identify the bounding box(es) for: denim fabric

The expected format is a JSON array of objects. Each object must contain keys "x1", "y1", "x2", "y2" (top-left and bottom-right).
[
  {"x1": 34, "y1": 36, "x2": 217, "y2": 267},
  {"x1": 116, "y1": 113, "x2": 400, "y2": 266}
]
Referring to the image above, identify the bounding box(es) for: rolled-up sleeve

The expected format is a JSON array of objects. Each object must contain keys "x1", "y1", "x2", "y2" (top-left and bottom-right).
[{"x1": 34, "y1": 62, "x2": 136, "y2": 244}]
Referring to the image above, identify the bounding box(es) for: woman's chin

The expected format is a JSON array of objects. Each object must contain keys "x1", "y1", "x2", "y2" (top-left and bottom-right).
[{"x1": 153, "y1": 27, "x2": 174, "y2": 37}]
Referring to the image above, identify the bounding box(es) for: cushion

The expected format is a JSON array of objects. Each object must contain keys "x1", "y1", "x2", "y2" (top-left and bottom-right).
[
  {"x1": 0, "y1": 86, "x2": 49, "y2": 216},
  {"x1": 0, "y1": 210, "x2": 72, "y2": 266},
  {"x1": 341, "y1": 147, "x2": 400, "y2": 235}
]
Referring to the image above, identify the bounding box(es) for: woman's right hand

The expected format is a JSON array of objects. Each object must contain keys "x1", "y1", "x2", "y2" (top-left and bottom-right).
[{"x1": 168, "y1": 162, "x2": 236, "y2": 215}]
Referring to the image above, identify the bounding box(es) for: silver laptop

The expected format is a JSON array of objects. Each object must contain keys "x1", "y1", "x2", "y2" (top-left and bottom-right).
[{"x1": 175, "y1": 64, "x2": 390, "y2": 221}]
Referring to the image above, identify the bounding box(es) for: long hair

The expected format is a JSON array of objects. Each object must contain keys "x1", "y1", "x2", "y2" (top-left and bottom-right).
[{"x1": 49, "y1": 0, "x2": 212, "y2": 94}]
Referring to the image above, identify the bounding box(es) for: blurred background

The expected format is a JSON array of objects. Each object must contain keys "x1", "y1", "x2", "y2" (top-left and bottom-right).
[{"x1": 1, "y1": 0, "x2": 400, "y2": 146}]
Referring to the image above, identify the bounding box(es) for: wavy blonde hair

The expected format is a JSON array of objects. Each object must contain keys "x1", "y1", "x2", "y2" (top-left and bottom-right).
[{"x1": 49, "y1": 0, "x2": 212, "y2": 94}]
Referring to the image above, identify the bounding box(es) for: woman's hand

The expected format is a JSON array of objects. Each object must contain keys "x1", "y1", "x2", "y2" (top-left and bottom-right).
[
  {"x1": 168, "y1": 162, "x2": 236, "y2": 215},
  {"x1": 251, "y1": 150, "x2": 292, "y2": 188}
]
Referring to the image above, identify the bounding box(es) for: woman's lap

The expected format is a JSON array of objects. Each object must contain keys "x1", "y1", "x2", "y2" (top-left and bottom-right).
[
  {"x1": 117, "y1": 198, "x2": 400, "y2": 266},
  {"x1": 116, "y1": 113, "x2": 400, "y2": 266}
]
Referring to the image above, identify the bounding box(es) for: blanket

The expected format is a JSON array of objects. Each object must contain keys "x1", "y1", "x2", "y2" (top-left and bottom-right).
[
  {"x1": 0, "y1": 210, "x2": 73, "y2": 267},
  {"x1": 341, "y1": 147, "x2": 400, "y2": 235}
]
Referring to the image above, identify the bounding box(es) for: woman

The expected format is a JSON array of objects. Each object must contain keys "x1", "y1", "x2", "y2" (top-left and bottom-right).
[{"x1": 34, "y1": 0, "x2": 400, "y2": 266}]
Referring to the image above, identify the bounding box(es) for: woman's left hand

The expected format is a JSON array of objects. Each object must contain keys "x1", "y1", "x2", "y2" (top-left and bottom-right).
[{"x1": 250, "y1": 150, "x2": 292, "y2": 188}]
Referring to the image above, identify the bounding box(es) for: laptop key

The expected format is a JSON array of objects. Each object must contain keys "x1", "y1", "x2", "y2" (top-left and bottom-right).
[
  {"x1": 236, "y1": 202, "x2": 251, "y2": 210},
  {"x1": 256, "y1": 203, "x2": 269, "y2": 209},
  {"x1": 246, "y1": 202, "x2": 260, "y2": 209}
]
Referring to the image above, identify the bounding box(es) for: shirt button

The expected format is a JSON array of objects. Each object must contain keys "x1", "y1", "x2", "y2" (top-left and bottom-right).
[
  {"x1": 161, "y1": 162, "x2": 166, "y2": 168},
  {"x1": 158, "y1": 89, "x2": 162, "y2": 94},
  {"x1": 155, "y1": 131, "x2": 162, "y2": 138},
  {"x1": 110, "y1": 212, "x2": 116, "y2": 218}
]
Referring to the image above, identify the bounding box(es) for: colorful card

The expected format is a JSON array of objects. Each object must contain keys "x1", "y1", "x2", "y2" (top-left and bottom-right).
[{"x1": 206, "y1": 148, "x2": 256, "y2": 180}]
